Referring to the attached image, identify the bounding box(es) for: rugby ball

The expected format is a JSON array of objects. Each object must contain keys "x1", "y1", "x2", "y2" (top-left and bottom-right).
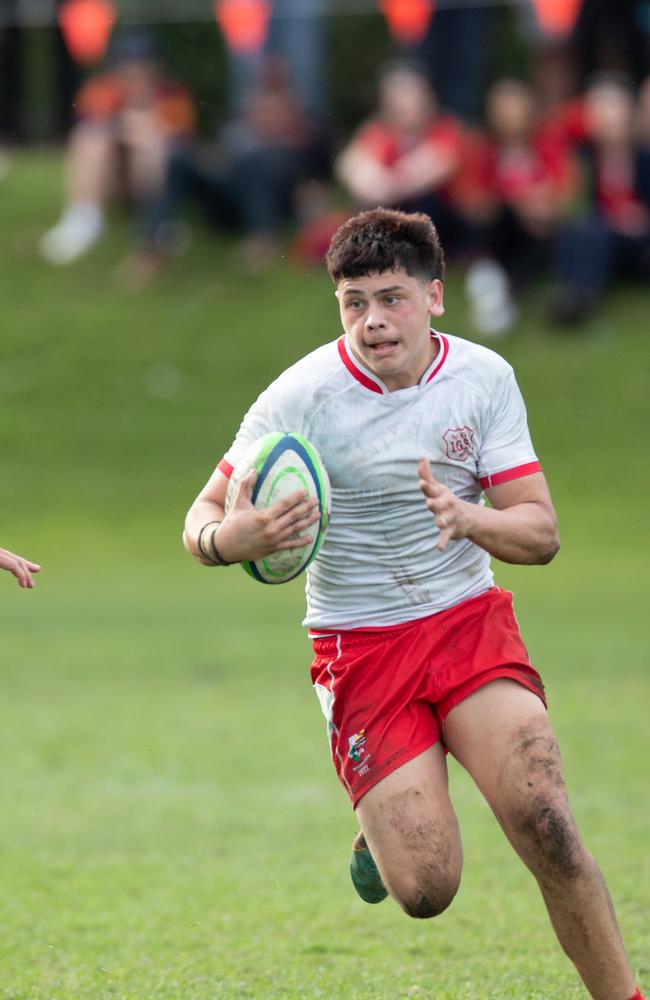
[{"x1": 224, "y1": 432, "x2": 331, "y2": 584}]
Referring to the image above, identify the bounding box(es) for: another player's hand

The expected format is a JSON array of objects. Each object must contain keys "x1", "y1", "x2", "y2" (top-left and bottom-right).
[
  {"x1": 215, "y1": 470, "x2": 321, "y2": 563},
  {"x1": 0, "y1": 548, "x2": 41, "y2": 589},
  {"x1": 417, "y1": 459, "x2": 476, "y2": 551}
]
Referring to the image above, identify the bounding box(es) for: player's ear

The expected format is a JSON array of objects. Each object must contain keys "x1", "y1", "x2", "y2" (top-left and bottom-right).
[{"x1": 427, "y1": 278, "x2": 445, "y2": 317}]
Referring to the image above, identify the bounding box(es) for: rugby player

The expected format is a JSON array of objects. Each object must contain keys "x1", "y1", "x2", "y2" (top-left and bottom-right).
[{"x1": 184, "y1": 208, "x2": 643, "y2": 1000}]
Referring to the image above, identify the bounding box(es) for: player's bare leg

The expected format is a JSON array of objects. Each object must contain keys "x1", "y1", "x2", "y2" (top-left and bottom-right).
[
  {"x1": 443, "y1": 680, "x2": 637, "y2": 1000},
  {"x1": 65, "y1": 124, "x2": 117, "y2": 204},
  {"x1": 355, "y1": 743, "x2": 463, "y2": 918},
  {"x1": 120, "y1": 108, "x2": 166, "y2": 202},
  {"x1": 39, "y1": 125, "x2": 114, "y2": 265}
]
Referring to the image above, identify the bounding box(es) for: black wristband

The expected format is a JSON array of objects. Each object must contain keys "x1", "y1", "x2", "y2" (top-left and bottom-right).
[
  {"x1": 198, "y1": 521, "x2": 223, "y2": 565},
  {"x1": 208, "y1": 526, "x2": 235, "y2": 566}
]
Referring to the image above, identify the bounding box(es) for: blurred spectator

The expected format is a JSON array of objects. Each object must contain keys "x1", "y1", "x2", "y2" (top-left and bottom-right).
[
  {"x1": 529, "y1": 40, "x2": 579, "y2": 118},
  {"x1": 335, "y1": 61, "x2": 465, "y2": 249},
  {"x1": 39, "y1": 32, "x2": 195, "y2": 266},
  {"x1": 515, "y1": 2, "x2": 580, "y2": 116},
  {"x1": 637, "y1": 74, "x2": 650, "y2": 146},
  {"x1": 572, "y1": 0, "x2": 650, "y2": 89},
  {"x1": 126, "y1": 54, "x2": 325, "y2": 282},
  {"x1": 0, "y1": 0, "x2": 23, "y2": 142},
  {"x1": 550, "y1": 76, "x2": 650, "y2": 323},
  {"x1": 53, "y1": 0, "x2": 83, "y2": 139},
  {"x1": 460, "y1": 78, "x2": 576, "y2": 335},
  {"x1": 408, "y1": 5, "x2": 494, "y2": 122},
  {"x1": 517, "y1": 0, "x2": 650, "y2": 114},
  {"x1": 229, "y1": 0, "x2": 329, "y2": 122}
]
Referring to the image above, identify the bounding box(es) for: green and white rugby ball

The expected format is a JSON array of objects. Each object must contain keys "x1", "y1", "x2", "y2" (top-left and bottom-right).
[{"x1": 224, "y1": 432, "x2": 331, "y2": 584}]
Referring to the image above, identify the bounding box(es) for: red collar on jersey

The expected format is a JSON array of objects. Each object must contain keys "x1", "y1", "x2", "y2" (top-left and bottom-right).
[{"x1": 337, "y1": 330, "x2": 449, "y2": 394}]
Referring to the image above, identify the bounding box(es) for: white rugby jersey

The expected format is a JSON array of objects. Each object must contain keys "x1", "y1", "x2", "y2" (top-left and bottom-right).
[{"x1": 218, "y1": 331, "x2": 541, "y2": 629}]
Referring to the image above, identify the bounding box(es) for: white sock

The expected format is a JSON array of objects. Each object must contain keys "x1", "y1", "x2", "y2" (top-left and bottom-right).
[{"x1": 39, "y1": 201, "x2": 105, "y2": 265}]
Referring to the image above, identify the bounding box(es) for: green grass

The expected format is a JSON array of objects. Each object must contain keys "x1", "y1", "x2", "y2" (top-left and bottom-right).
[{"x1": 0, "y1": 152, "x2": 648, "y2": 999}]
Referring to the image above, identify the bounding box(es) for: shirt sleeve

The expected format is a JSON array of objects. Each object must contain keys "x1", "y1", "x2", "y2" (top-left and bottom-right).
[
  {"x1": 352, "y1": 120, "x2": 396, "y2": 164},
  {"x1": 477, "y1": 366, "x2": 542, "y2": 490},
  {"x1": 217, "y1": 388, "x2": 275, "y2": 479}
]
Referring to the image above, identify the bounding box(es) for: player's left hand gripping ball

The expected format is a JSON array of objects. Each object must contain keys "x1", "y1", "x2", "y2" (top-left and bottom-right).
[{"x1": 225, "y1": 432, "x2": 331, "y2": 584}]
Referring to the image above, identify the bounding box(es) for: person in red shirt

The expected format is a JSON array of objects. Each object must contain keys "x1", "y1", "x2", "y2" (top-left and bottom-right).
[
  {"x1": 39, "y1": 32, "x2": 194, "y2": 267},
  {"x1": 550, "y1": 76, "x2": 650, "y2": 324},
  {"x1": 124, "y1": 53, "x2": 325, "y2": 286},
  {"x1": 335, "y1": 62, "x2": 466, "y2": 251},
  {"x1": 457, "y1": 79, "x2": 576, "y2": 335}
]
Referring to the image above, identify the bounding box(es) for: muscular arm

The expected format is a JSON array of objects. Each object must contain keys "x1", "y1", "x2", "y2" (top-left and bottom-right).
[
  {"x1": 183, "y1": 468, "x2": 229, "y2": 565},
  {"x1": 336, "y1": 142, "x2": 459, "y2": 206},
  {"x1": 335, "y1": 145, "x2": 397, "y2": 205},
  {"x1": 183, "y1": 467, "x2": 319, "y2": 566},
  {"x1": 418, "y1": 461, "x2": 559, "y2": 565},
  {"x1": 390, "y1": 143, "x2": 459, "y2": 200}
]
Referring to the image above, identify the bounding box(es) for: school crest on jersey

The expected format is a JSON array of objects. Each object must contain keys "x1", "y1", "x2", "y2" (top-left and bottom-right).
[{"x1": 443, "y1": 426, "x2": 476, "y2": 463}]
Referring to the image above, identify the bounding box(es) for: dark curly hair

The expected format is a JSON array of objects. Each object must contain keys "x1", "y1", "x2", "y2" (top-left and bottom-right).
[{"x1": 326, "y1": 207, "x2": 445, "y2": 285}]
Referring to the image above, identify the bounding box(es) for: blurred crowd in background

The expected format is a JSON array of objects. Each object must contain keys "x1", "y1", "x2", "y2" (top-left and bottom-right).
[{"x1": 2, "y1": 0, "x2": 650, "y2": 332}]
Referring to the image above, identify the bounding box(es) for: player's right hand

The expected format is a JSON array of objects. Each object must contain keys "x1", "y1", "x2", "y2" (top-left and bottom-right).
[
  {"x1": 215, "y1": 470, "x2": 320, "y2": 564},
  {"x1": 0, "y1": 548, "x2": 41, "y2": 589}
]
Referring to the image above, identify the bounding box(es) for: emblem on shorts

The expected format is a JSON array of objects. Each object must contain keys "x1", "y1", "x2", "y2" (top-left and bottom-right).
[
  {"x1": 348, "y1": 729, "x2": 372, "y2": 776},
  {"x1": 348, "y1": 730, "x2": 367, "y2": 763},
  {"x1": 443, "y1": 426, "x2": 476, "y2": 462}
]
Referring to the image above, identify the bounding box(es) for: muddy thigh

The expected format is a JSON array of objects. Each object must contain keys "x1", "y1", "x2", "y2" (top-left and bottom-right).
[
  {"x1": 443, "y1": 681, "x2": 585, "y2": 885},
  {"x1": 356, "y1": 745, "x2": 463, "y2": 918},
  {"x1": 494, "y1": 721, "x2": 584, "y2": 881}
]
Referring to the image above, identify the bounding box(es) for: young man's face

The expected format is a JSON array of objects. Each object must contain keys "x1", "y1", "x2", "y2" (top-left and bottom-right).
[{"x1": 336, "y1": 269, "x2": 444, "y2": 391}]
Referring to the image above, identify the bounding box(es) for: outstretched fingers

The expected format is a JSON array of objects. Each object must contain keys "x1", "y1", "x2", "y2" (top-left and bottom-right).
[
  {"x1": 0, "y1": 549, "x2": 41, "y2": 588},
  {"x1": 270, "y1": 492, "x2": 321, "y2": 548},
  {"x1": 417, "y1": 459, "x2": 473, "y2": 551},
  {"x1": 219, "y1": 471, "x2": 322, "y2": 562},
  {"x1": 418, "y1": 459, "x2": 452, "y2": 549},
  {"x1": 272, "y1": 531, "x2": 319, "y2": 552},
  {"x1": 236, "y1": 473, "x2": 319, "y2": 530}
]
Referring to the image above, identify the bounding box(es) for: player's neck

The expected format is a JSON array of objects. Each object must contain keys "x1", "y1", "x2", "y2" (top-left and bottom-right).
[{"x1": 382, "y1": 329, "x2": 441, "y2": 392}]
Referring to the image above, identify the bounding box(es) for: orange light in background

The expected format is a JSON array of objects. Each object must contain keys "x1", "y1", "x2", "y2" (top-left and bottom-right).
[
  {"x1": 531, "y1": 0, "x2": 582, "y2": 37},
  {"x1": 213, "y1": 0, "x2": 272, "y2": 55},
  {"x1": 58, "y1": 0, "x2": 115, "y2": 64},
  {"x1": 379, "y1": 0, "x2": 434, "y2": 46}
]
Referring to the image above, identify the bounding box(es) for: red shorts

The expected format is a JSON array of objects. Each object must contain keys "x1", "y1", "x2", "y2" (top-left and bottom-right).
[{"x1": 309, "y1": 587, "x2": 546, "y2": 808}]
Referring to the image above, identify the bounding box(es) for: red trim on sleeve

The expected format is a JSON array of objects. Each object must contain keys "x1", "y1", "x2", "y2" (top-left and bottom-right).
[
  {"x1": 480, "y1": 461, "x2": 542, "y2": 490},
  {"x1": 337, "y1": 337, "x2": 384, "y2": 394},
  {"x1": 218, "y1": 459, "x2": 234, "y2": 478}
]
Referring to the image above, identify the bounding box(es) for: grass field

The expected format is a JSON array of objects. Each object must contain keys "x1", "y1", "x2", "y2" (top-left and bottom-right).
[{"x1": 0, "y1": 153, "x2": 648, "y2": 999}]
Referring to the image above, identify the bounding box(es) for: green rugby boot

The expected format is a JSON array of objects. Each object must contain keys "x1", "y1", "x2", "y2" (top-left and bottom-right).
[{"x1": 350, "y1": 831, "x2": 388, "y2": 904}]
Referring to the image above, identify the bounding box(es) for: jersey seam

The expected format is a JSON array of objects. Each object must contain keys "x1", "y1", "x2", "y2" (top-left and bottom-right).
[
  {"x1": 436, "y1": 366, "x2": 507, "y2": 410},
  {"x1": 301, "y1": 373, "x2": 363, "y2": 427}
]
